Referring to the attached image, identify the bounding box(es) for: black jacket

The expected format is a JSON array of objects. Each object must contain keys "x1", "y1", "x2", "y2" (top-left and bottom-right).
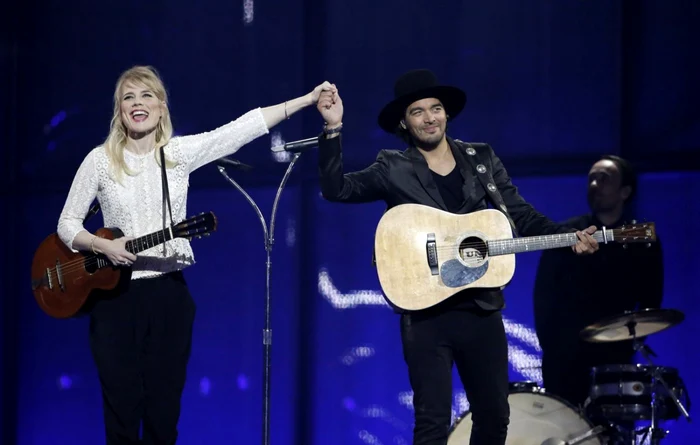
[{"x1": 318, "y1": 133, "x2": 570, "y2": 312}]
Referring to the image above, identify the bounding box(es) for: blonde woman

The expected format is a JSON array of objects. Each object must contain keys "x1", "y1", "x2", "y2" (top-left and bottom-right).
[{"x1": 57, "y1": 65, "x2": 334, "y2": 444}]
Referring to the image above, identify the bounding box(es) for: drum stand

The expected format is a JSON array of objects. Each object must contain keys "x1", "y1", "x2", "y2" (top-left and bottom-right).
[
  {"x1": 625, "y1": 321, "x2": 692, "y2": 445},
  {"x1": 217, "y1": 152, "x2": 303, "y2": 445}
]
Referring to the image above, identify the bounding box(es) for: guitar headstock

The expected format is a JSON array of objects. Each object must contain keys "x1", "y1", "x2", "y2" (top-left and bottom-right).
[
  {"x1": 615, "y1": 221, "x2": 656, "y2": 243},
  {"x1": 173, "y1": 211, "x2": 218, "y2": 241}
]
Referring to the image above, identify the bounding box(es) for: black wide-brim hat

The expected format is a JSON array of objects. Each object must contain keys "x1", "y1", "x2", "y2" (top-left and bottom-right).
[{"x1": 377, "y1": 69, "x2": 467, "y2": 134}]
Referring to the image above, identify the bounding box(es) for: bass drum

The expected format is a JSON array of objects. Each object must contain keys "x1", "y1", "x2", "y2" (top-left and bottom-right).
[{"x1": 447, "y1": 382, "x2": 602, "y2": 445}]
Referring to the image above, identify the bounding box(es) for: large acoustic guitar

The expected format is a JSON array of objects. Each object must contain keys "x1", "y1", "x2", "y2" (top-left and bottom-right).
[
  {"x1": 374, "y1": 204, "x2": 656, "y2": 311},
  {"x1": 31, "y1": 211, "x2": 218, "y2": 319}
]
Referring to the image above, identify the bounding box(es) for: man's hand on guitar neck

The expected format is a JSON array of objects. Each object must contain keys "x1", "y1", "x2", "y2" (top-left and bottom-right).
[{"x1": 572, "y1": 225, "x2": 599, "y2": 255}]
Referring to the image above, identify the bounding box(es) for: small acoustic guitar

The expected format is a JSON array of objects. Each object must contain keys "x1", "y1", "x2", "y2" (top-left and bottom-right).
[{"x1": 30, "y1": 211, "x2": 218, "y2": 319}]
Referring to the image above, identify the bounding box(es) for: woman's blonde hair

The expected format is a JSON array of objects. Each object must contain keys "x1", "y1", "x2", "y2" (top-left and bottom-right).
[{"x1": 103, "y1": 65, "x2": 176, "y2": 182}]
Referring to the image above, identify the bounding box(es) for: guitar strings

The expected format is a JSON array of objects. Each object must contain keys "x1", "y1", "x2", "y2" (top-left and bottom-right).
[
  {"x1": 43, "y1": 238, "x2": 490, "y2": 285},
  {"x1": 35, "y1": 214, "x2": 216, "y2": 287},
  {"x1": 39, "y1": 222, "x2": 213, "y2": 281},
  {"x1": 40, "y1": 218, "x2": 208, "y2": 277},
  {"x1": 388, "y1": 228, "x2": 634, "y2": 254},
  {"x1": 40, "y1": 239, "x2": 156, "y2": 282},
  {"x1": 36, "y1": 228, "x2": 638, "y2": 286},
  {"x1": 38, "y1": 233, "x2": 178, "y2": 283},
  {"x1": 430, "y1": 237, "x2": 579, "y2": 253},
  {"x1": 48, "y1": 230, "x2": 626, "y2": 277}
]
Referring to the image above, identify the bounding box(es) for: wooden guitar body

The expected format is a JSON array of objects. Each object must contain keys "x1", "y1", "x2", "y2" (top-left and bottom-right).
[
  {"x1": 374, "y1": 205, "x2": 515, "y2": 311},
  {"x1": 31, "y1": 228, "x2": 127, "y2": 319},
  {"x1": 30, "y1": 211, "x2": 218, "y2": 319}
]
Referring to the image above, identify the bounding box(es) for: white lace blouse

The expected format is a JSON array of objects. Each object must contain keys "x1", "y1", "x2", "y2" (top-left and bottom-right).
[{"x1": 57, "y1": 108, "x2": 269, "y2": 280}]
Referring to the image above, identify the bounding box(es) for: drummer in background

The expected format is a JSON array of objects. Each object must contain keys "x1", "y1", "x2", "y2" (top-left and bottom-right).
[{"x1": 532, "y1": 154, "x2": 664, "y2": 409}]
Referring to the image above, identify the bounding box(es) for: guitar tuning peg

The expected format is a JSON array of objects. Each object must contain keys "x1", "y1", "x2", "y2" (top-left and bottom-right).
[
  {"x1": 204, "y1": 233, "x2": 210, "y2": 237},
  {"x1": 196, "y1": 235, "x2": 201, "y2": 239}
]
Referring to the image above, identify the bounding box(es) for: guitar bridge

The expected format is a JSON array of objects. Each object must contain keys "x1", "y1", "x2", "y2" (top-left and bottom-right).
[
  {"x1": 45, "y1": 267, "x2": 53, "y2": 290},
  {"x1": 426, "y1": 233, "x2": 439, "y2": 275},
  {"x1": 55, "y1": 259, "x2": 65, "y2": 291}
]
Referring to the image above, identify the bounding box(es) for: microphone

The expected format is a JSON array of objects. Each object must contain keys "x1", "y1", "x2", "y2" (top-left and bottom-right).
[
  {"x1": 216, "y1": 156, "x2": 253, "y2": 171},
  {"x1": 271, "y1": 136, "x2": 319, "y2": 153}
]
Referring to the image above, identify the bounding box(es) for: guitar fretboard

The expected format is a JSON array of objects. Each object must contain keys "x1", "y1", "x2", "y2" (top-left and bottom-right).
[
  {"x1": 124, "y1": 228, "x2": 173, "y2": 254},
  {"x1": 487, "y1": 230, "x2": 614, "y2": 256}
]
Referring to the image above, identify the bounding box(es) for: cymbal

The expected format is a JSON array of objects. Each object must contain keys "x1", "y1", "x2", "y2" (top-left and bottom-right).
[{"x1": 580, "y1": 308, "x2": 684, "y2": 343}]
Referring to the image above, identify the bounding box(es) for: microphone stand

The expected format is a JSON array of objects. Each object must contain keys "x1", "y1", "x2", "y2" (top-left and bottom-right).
[{"x1": 216, "y1": 151, "x2": 303, "y2": 445}]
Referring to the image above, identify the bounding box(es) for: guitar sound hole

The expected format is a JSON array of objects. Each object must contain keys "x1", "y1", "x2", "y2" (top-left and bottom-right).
[
  {"x1": 84, "y1": 257, "x2": 99, "y2": 274},
  {"x1": 459, "y1": 236, "x2": 488, "y2": 266}
]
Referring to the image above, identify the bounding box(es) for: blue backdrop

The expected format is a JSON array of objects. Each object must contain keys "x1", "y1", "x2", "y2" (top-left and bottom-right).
[
  {"x1": 11, "y1": 171, "x2": 700, "y2": 444},
  {"x1": 2, "y1": 0, "x2": 699, "y2": 444}
]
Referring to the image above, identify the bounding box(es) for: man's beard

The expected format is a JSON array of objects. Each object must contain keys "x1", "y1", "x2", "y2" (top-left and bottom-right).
[
  {"x1": 411, "y1": 133, "x2": 443, "y2": 151},
  {"x1": 588, "y1": 192, "x2": 614, "y2": 214}
]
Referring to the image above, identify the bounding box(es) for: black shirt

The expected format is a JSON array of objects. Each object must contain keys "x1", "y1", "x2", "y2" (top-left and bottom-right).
[
  {"x1": 431, "y1": 166, "x2": 465, "y2": 213},
  {"x1": 430, "y1": 166, "x2": 482, "y2": 310},
  {"x1": 533, "y1": 212, "x2": 664, "y2": 351}
]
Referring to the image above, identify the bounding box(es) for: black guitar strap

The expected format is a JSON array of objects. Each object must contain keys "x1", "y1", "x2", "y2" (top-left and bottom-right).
[
  {"x1": 160, "y1": 146, "x2": 174, "y2": 256},
  {"x1": 454, "y1": 139, "x2": 519, "y2": 237},
  {"x1": 83, "y1": 202, "x2": 100, "y2": 224}
]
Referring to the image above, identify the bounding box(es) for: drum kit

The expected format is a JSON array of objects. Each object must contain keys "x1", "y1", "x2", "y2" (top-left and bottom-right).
[{"x1": 447, "y1": 308, "x2": 692, "y2": 445}]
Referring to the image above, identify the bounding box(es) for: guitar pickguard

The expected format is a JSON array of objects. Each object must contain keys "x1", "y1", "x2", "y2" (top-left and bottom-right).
[{"x1": 439, "y1": 259, "x2": 489, "y2": 288}]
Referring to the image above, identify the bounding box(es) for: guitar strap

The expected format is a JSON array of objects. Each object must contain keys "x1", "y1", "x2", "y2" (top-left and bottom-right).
[
  {"x1": 454, "y1": 140, "x2": 519, "y2": 237},
  {"x1": 159, "y1": 146, "x2": 174, "y2": 256},
  {"x1": 83, "y1": 202, "x2": 100, "y2": 224}
]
